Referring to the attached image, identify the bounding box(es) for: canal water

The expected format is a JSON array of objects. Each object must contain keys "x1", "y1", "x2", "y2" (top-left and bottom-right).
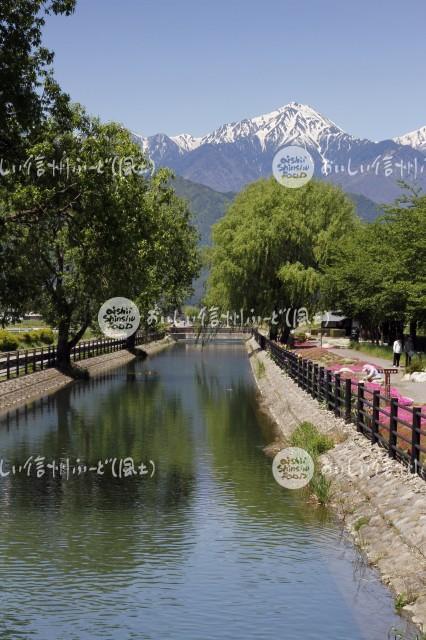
[{"x1": 0, "y1": 344, "x2": 416, "y2": 640}]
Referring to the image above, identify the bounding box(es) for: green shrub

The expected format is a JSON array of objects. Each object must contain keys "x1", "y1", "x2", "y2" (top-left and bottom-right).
[
  {"x1": 289, "y1": 422, "x2": 335, "y2": 505},
  {"x1": 19, "y1": 329, "x2": 54, "y2": 346},
  {"x1": 0, "y1": 330, "x2": 20, "y2": 352},
  {"x1": 290, "y1": 422, "x2": 334, "y2": 459},
  {"x1": 406, "y1": 356, "x2": 424, "y2": 374},
  {"x1": 38, "y1": 328, "x2": 54, "y2": 345},
  {"x1": 294, "y1": 332, "x2": 307, "y2": 342}
]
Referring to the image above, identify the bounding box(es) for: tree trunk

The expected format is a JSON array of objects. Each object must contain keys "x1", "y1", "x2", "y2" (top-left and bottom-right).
[
  {"x1": 56, "y1": 318, "x2": 71, "y2": 370},
  {"x1": 280, "y1": 325, "x2": 291, "y2": 345},
  {"x1": 56, "y1": 317, "x2": 89, "y2": 372},
  {"x1": 409, "y1": 319, "x2": 417, "y2": 349},
  {"x1": 269, "y1": 324, "x2": 278, "y2": 341}
]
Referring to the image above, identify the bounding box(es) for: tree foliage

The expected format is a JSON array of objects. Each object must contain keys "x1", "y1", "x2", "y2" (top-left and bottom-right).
[
  {"x1": 0, "y1": 0, "x2": 76, "y2": 165},
  {"x1": 322, "y1": 189, "x2": 426, "y2": 339},
  {"x1": 1, "y1": 108, "x2": 200, "y2": 367},
  {"x1": 205, "y1": 177, "x2": 357, "y2": 337},
  {"x1": 0, "y1": 2, "x2": 200, "y2": 369}
]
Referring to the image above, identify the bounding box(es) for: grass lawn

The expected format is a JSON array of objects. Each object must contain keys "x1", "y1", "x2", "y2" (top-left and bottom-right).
[
  {"x1": 349, "y1": 341, "x2": 394, "y2": 361},
  {"x1": 7, "y1": 319, "x2": 49, "y2": 330}
]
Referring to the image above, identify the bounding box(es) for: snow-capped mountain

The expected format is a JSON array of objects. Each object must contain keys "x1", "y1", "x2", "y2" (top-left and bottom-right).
[
  {"x1": 200, "y1": 103, "x2": 355, "y2": 157},
  {"x1": 171, "y1": 133, "x2": 202, "y2": 152},
  {"x1": 133, "y1": 103, "x2": 426, "y2": 201},
  {"x1": 394, "y1": 125, "x2": 426, "y2": 154},
  {"x1": 136, "y1": 102, "x2": 359, "y2": 163}
]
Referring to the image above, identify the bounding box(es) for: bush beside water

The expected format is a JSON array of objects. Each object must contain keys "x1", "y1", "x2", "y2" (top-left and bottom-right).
[
  {"x1": 0, "y1": 328, "x2": 54, "y2": 352},
  {"x1": 289, "y1": 422, "x2": 335, "y2": 505}
]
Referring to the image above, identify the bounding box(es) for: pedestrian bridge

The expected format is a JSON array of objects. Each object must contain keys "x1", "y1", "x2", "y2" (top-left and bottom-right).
[{"x1": 168, "y1": 327, "x2": 252, "y2": 343}]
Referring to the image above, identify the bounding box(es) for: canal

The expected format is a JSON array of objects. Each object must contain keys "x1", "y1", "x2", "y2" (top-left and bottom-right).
[{"x1": 0, "y1": 343, "x2": 416, "y2": 639}]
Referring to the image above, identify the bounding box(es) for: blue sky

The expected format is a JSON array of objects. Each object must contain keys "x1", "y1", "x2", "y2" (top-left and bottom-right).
[{"x1": 43, "y1": 0, "x2": 426, "y2": 140}]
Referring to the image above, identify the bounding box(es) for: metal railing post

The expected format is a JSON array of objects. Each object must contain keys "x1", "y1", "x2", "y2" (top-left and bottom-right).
[
  {"x1": 372, "y1": 390, "x2": 380, "y2": 444},
  {"x1": 411, "y1": 407, "x2": 421, "y2": 474},
  {"x1": 389, "y1": 398, "x2": 398, "y2": 459},
  {"x1": 334, "y1": 373, "x2": 341, "y2": 417},
  {"x1": 357, "y1": 383, "x2": 365, "y2": 433},
  {"x1": 344, "y1": 378, "x2": 352, "y2": 423}
]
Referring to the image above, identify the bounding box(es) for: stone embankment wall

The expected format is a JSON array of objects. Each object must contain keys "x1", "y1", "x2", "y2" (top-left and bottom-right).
[
  {"x1": 0, "y1": 336, "x2": 173, "y2": 414},
  {"x1": 247, "y1": 337, "x2": 426, "y2": 631}
]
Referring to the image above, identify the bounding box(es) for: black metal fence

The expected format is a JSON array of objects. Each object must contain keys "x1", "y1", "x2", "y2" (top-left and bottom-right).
[
  {"x1": 252, "y1": 329, "x2": 426, "y2": 479},
  {"x1": 0, "y1": 331, "x2": 164, "y2": 382},
  {"x1": 169, "y1": 326, "x2": 253, "y2": 334}
]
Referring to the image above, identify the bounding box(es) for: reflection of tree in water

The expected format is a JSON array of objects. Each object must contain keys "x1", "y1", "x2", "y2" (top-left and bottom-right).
[
  {"x1": 0, "y1": 361, "x2": 197, "y2": 575},
  {"x1": 194, "y1": 359, "x2": 332, "y2": 531}
]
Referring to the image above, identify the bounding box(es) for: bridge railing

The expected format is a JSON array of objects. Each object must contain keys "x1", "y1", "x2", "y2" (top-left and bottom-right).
[
  {"x1": 169, "y1": 326, "x2": 253, "y2": 334},
  {"x1": 252, "y1": 329, "x2": 426, "y2": 480}
]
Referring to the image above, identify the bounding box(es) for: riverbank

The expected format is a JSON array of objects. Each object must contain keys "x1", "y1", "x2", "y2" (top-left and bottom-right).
[
  {"x1": 247, "y1": 337, "x2": 426, "y2": 632},
  {"x1": 0, "y1": 336, "x2": 173, "y2": 415}
]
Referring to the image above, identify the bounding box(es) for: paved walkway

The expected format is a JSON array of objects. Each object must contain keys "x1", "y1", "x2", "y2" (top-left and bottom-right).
[{"x1": 328, "y1": 346, "x2": 426, "y2": 404}]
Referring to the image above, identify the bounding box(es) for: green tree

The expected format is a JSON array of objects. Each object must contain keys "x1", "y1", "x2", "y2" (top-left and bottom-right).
[
  {"x1": 205, "y1": 177, "x2": 356, "y2": 340},
  {"x1": 382, "y1": 191, "x2": 426, "y2": 341},
  {"x1": 0, "y1": 0, "x2": 76, "y2": 322},
  {"x1": 322, "y1": 189, "x2": 426, "y2": 343},
  {"x1": 0, "y1": 0, "x2": 75, "y2": 166},
  {"x1": 2, "y1": 108, "x2": 199, "y2": 369}
]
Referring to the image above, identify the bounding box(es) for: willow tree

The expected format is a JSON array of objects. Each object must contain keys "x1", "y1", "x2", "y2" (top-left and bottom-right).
[
  {"x1": 205, "y1": 177, "x2": 357, "y2": 340},
  {"x1": 2, "y1": 107, "x2": 200, "y2": 370}
]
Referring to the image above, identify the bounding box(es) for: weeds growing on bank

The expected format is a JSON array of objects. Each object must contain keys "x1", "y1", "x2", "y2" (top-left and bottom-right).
[
  {"x1": 255, "y1": 359, "x2": 266, "y2": 378},
  {"x1": 394, "y1": 593, "x2": 415, "y2": 612},
  {"x1": 289, "y1": 422, "x2": 335, "y2": 505},
  {"x1": 289, "y1": 421, "x2": 334, "y2": 458},
  {"x1": 354, "y1": 516, "x2": 370, "y2": 532},
  {"x1": 309, "y1": 472, "x2": 333, "y2": 505}
]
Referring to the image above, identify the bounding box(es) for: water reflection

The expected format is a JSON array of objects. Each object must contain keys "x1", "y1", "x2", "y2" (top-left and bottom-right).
[{"x1": 0, "y1": 344, "x2": 417, "y2": 640}]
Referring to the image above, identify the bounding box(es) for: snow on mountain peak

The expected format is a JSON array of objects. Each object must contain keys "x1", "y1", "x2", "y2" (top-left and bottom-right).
[
  {"x1": 134, "y1": 102, "x2": 366, "y2": 170},
  {"x1": 394, "y1": 125, "x2": 426, "y2": 153},
  {"x1": 197, "y1": 102, "x2": 347, "y2": 151},
  {"x1": 171, "y1": 133, "x2": 202, "y2": 152}
]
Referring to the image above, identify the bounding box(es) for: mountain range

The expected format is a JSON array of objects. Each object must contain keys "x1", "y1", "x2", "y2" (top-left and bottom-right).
[{"x1": 134, "y1": 102, "x2": 426, "y2": 203}]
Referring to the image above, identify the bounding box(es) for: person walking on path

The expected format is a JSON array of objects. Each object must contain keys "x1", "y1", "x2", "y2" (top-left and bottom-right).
[
  {"x1": 404, "y1": 335, "x2": 414, "y2": 367},
  {"x1": 393, "y1": 337, "x2": 402, "y2": 367}
]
